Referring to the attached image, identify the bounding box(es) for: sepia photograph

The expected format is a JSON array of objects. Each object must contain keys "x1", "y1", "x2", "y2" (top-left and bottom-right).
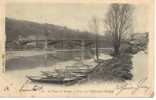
[{"x1": 0, "y1": 0, "x2": 154, "y2": 97}]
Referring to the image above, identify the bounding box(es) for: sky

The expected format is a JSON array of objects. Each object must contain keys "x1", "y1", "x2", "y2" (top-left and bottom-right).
[{"x1": 6, "y1": 2, "x2": 150, "y2": 34}]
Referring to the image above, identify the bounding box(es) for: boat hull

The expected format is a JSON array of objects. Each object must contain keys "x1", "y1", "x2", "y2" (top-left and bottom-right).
[{"x1": 26, "y1": 76, "x2": 81, "y2": 84}]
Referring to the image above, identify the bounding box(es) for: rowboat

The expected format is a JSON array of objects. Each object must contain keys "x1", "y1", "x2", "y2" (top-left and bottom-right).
[
  {"x1": 26, "y1": 75, "x2": 82, "y2": 84},
  {"x1": 41, "y1": 71, "x2": 87, "y2": 78},
  {"x1": 26, "y1": 64, "x2": 96, "y2": 84}
]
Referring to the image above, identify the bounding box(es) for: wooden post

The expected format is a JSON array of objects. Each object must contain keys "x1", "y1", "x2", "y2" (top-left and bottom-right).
[
  {"x1": 61, "y1": 40, "x2": 63, "y2": 49},
  {"x1": 81, "y1": 40, "x2": 85, "y2": 61},
  {"x1": 95, "y1": 33, "x2": 99, "y2": 62},
  {"x1": 44, "y1": 39, "x2": 48, "y2": 67}
]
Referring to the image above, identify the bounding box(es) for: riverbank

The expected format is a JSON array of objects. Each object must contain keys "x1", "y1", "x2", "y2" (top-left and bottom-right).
[
  {"x1": 88, "y1": 51, "x2": 148, "y2": 82},
  {"x1": 88, "y1": 53, "x2": 133, "y2": 82}
]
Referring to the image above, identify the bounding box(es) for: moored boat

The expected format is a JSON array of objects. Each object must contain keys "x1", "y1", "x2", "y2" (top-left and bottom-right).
[
  {"x1": 26, "y1": 75, "x2": 82, "y2": 84},
  {"x1": 41, "y1": 71, "x2": 87, "y2": 78}
]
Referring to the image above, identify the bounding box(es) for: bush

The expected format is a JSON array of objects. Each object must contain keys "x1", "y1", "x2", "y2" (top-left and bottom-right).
[
  {"x1": 110, "y1": 54, "x2": 133, "y2": 80},
  {"x1": 88, "y1": 53, "x2": 133, "y2": 81}
]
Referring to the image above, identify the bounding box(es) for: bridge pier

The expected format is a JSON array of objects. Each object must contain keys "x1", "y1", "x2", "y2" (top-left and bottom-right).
[{"x1": 81, "y1": 40, "x2": 85, "y2": 61}]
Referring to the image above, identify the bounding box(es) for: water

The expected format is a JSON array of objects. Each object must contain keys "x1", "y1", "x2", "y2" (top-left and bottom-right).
[{"x1": 5, "y1": 50, "x2": 112, "y2": 85}]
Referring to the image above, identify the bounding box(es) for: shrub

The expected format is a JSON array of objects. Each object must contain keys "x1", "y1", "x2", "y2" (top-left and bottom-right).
[{"x1": 88, "y1": 53, "x2": 133, "y2": 81}]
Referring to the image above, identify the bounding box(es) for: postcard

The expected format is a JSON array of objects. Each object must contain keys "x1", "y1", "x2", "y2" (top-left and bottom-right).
[{"x1": 0, "y1": 0, "x2": 154, "y2": 97}]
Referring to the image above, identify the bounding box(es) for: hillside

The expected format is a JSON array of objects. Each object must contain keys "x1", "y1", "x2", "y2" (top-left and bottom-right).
[{"x1": 5, "y1": 17, "x2": 105, "y2": 41}]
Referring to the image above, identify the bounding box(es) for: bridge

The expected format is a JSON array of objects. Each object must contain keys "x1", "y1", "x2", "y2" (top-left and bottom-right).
[{"x1": 6, "y1": 39, "x2": 112, "y2": 50}]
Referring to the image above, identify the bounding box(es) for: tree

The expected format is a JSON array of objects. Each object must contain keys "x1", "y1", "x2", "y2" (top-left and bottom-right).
[
  {"x1": 88, "y1": 16, "x2": 100, "y2": 61},
  {"x1": 104, "y1": 4, "x2": 133, "y2": 56}
]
